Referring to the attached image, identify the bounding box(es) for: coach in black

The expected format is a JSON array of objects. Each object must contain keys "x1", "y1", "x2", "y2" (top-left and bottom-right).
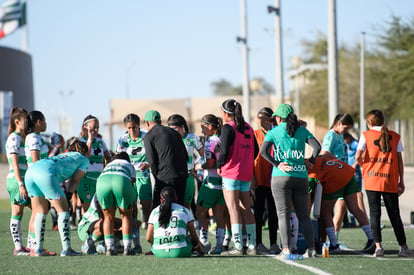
[{"x1": 143, "y1": 110, "x2": 188, "y2": 208}]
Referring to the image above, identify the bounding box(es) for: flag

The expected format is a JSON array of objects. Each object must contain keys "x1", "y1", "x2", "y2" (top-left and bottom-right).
[{"x1": 0, "y1": 0, "x2": 26, "y2": 39}]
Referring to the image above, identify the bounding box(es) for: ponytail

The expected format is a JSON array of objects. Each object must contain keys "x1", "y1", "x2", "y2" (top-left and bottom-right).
[
  {"x1": 201, "y1": 114, "x2": 223, "y2": 136},
  {"x1": 221, "y1": 99, "x2": 245, "y2": 133},
  {"x1": 366, "y1": 109, "x2": 390, "y2": 153},
  {"x1": 8, "y1": 107, "x2": 28, "y2": 136},
  {"x1": 158, "y1": 186, "x2": 177, "y2": 229},
  {"x1": 25, "y1": 110, "x2": 45, "y2": 134},
  {"x1": 286, "y1": 112, "x2": 300, "y2": 137},
  {"x1": 379, "y1": 125, "x2": 391, "y2": 153}
]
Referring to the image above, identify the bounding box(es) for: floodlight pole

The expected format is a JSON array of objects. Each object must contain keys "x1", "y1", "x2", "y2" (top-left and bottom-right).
[
  {"x1": 328, "y1": 0, "x2": 339, "y2": 126},
  {"x1": 267, "y1": 0, "x2": 284, "y2": 105},
  {"x1": 360, "y1": 32, "x2": 366, "y2": 133},
  {"x1": 239, "y1": 0, "x2": 251, "y2": 123}
]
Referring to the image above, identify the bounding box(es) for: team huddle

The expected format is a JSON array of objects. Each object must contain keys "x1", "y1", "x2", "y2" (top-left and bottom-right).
[{"x1": 5, "y1": 99, "x2": 414, "y2": 258}]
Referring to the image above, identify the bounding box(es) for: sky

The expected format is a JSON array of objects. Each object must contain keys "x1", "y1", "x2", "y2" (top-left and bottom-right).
[{"x1": 1, "y1": 0, "x2": 412, "y2": 146}]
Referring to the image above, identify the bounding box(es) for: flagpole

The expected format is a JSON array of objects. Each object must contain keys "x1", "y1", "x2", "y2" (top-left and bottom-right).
[{"x1": 20, "y1": 0, "x2": 28, "y2": 52}]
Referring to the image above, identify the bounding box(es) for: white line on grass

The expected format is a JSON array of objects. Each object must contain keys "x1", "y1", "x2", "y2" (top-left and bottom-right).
[{"x1": 270, "y1": 255, "x2": 332, "y2": 275}]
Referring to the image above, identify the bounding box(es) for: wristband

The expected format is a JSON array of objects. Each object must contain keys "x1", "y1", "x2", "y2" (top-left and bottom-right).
[
  {"x1": 18, "y1": 181, "x2": 25, "y2": 187},
  {"x1": 87, "y1": 138, "x2": 93, "y2": 143}
]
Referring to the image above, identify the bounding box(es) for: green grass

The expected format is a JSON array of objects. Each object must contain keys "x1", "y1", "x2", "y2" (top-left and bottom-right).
[{"x1": 0, "y1": 199, "x2": 413, "y2": 275}]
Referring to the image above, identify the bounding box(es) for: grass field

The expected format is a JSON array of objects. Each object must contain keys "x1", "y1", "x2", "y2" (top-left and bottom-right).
[{"x1": 1, "y1": 200, "x2": 413, "y2": 275}]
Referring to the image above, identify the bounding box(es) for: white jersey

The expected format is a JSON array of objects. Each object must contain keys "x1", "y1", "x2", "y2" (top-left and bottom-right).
[
  {"x1": 99, "y1": 159, "x2": 136, "y2": 180},
  {"x1": 25, "y1": 132, "x2": 50, "y2": 166},
  {"x1": 6, "y1": 132, "x2": 27, "y2": 177},
  {"x1": 203, "y1": 135, "x2": 222, "y2": 190},
  {"x1": 116, "y1": 131, "x2": 149, "y2": 178},
  {"x1": 183, "y1": 133, "x2": 203, "y2": 170},
  {"x1": 79, "y1": 136, "x2": 109, "y2": 174},
  {"x1": 149, "y1": 203, "x2": 193, "y2": 250}
]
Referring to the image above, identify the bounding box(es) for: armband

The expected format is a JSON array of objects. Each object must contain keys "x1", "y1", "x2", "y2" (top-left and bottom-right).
[{"x1": 87, "y1": 139, "x2": 93, "y2": 143}]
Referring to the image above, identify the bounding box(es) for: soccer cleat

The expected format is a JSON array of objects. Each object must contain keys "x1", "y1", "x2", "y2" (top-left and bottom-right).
[
  {"x1": 398, "y1": 247, "x2": 414, "y2": 257},
  {"x1": 208, "y1": 246, "x2": 222, "y2": 255},
  {"x1": 373, "y1": 247, "x2": 384, "y2": 257},
  {"x1": 123, "y1": 248, "x2": 135, "y2": 256},
  {"x1": 132, "y1": 245, "x2": 142, "y2": 254},
  {"x1": 268, "y1": 244, "x2": 282, "y2": 255},
  {"x1": 14, "y1": 247, "x2": 30, "y2": 256},
  {"x1": 30, "y1": 249, "x2": 56, "y2": 257},
  {"x1": 60, "y1": 248, "x2": 82, "y2": 256},
  {"x1": 96, "y1": 243, "x2": 106, "y2": 254},
  {"x1": 220, "y1": 247, "x2": 243, "y2": 256},
  {"x1": 81, "y1": 243, "x2": 98, "y2": 255},
  {"x1": 304, "y1": 249, "x2": 317, "y2": 258},
  {"x1": 362, "y1": 239, "x2": 376, "y2": 254},
  {"x1": 256, "y1": 243, "x2": 269, "y2": 255},
  {"x1": 329, "y1": 244, "x2": 341, "y2": 254},
  {"x1": 106, "y1": 249, "x2": 117, "y2": 256},
  {"x1": 244, "y1": 246, "x2": 257, "y2": 256},
  {"x1": 52, "y1": 224, "x2": 58, "y2": 231}
]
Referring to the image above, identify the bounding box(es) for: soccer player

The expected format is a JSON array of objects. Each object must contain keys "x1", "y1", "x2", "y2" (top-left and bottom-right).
[
  {"x1": 146, "y1": 186, "x2": 204, "y2": 258},
  {"x1": 167, "y1": 114, "x2": 204, "y2": 210},
  {"x1": 307, "y1": 156, "x2": 375, "y2": 254},
  {"x1": 25, "y1": 139, "x2": 89, "y2": 256},
  {"x1": 194, "y1": 114, "x2": 228, "y2": 254},
  {"x1": 78, "y1": 115, "x2": 112, "y2": 212},
  {"x1": 354, "y1": 110, "x2": 414, "y2": 257},
  {"x1": 116, "y1": 113, "x2": 151, "y2": 253},
  {"x1": 217, "y1": 99, "x2": 258, "y2": 256},
  {"x1": 24, "y1": 110, "x2": 56, "y2": 255},
  {"x1": 6, "y1": 107, "x2": 30, "y2": 256},
  {"x1": 95, "y1": 152, "x2": 136, "y2": 256}
]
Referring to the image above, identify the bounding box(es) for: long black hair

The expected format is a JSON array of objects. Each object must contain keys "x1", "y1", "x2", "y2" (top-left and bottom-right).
[
  {"x1": 158, "y1": 186, "x2": 177, "y2": 229},
  {"x1": 123, "y1": 113, "x2": 140, "y2": 125},
  {"x1": 25, "y1": 110, "x2": 45, "y2": 134},
  {"x1": 330, "y1": 113, "x2": 354, "y2": 129},
  {"x1": 167, "y1": 114, "x2": 189, "y2": 133},
  {"x1": 221, "y1": 99, "x2": 245, "y2": 133},
  {"x1": 8, "y1": 107, "x2": 28, "y2": 136},
  {"x1": 285, "y1": 112, "x2": 300, "y2": 138}
]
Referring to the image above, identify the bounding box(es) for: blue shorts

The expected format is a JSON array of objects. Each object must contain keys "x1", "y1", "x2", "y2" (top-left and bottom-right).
[
  {"x1": 25, "y1": 161, "x2": 65, "y2": 200},
  {"x1": 222, "y1": 178, "x2": 250, "y2": 192}
]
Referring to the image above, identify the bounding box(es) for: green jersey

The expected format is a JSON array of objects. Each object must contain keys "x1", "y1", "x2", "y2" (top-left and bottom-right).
[{"x1": 264, "y1": 122, "x2": 314, "y2": 178}]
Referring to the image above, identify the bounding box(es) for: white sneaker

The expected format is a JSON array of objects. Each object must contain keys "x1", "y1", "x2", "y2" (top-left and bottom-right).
[{"x1": 373, "y1": 247, "x2": 384, "y2": 257}]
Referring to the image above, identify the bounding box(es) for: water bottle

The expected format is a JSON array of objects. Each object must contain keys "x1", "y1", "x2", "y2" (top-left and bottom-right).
[
  {"x1": 322, "y1": 243, "x2": 329, "y2": 258},
  {"x1": 288, "y1": 253, "x2": 304, "y2": 260},
  {"x1": 51, "y1": 132, "x2": 60, "y2": 145}
]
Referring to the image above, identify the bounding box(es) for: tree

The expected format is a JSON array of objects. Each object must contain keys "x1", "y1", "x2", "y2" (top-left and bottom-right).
[{"x1": 210, "y1": 79, "x2": 242, "y2": 96}]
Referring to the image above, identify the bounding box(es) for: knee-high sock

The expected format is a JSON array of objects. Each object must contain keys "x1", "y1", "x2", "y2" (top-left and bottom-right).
[
  {"x1": 246, "y1": 224, "x2": 256, "y2": 249},
  {"x1": 34, "y1": 213, "x2": 46, "y2": 251},
  {"x1": 231, "y1": 224, "x2": 242, "y2": 250},
  {"x1": 58, "y1": 212, "x2": 71, "y2": 251},
  {"x1": 10, "y1": 215, "x2": 23, "y2": 250}
]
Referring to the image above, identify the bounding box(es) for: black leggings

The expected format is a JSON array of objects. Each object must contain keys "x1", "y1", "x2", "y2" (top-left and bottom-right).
[
  {"x1": 254, "y1": 186, "x2": 278, "y2": 245},
  {"x1": 366, "y1": 190, "x2": 406, "y2": 245}
]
